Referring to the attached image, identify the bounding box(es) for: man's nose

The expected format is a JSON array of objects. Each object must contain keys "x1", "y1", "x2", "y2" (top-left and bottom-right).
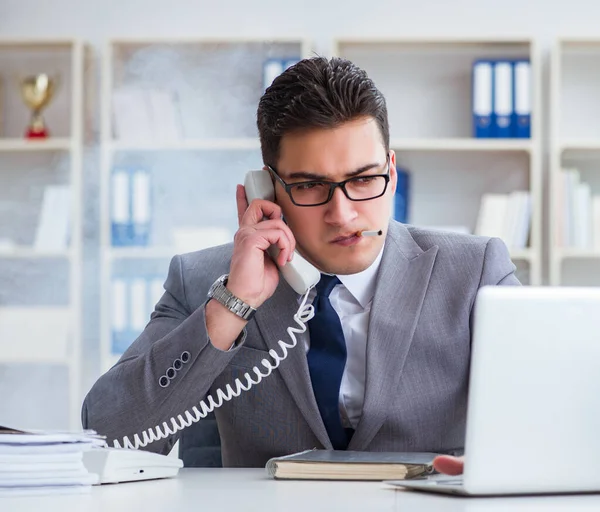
[{"x1": 323, "y1": 187, "x2": 358, "y2": 225}]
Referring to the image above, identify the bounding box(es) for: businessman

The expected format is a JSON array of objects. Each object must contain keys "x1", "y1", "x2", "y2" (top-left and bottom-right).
[{"x1": 82, "y1": 56, "x2": 520, "y2": 469}]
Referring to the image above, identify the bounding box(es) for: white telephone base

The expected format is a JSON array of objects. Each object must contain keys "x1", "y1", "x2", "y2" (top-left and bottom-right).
[{"x1": 82, "y1": 447, "x2": 183, "y2": 484}]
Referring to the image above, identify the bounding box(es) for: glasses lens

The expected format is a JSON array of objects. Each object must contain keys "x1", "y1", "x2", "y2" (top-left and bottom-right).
[
  {"x1": 289, "y1": 182, "x2": 331, "y2": 205},
  {"x1": 345, "y1": 175, "x2": 387, "y2": 200}
]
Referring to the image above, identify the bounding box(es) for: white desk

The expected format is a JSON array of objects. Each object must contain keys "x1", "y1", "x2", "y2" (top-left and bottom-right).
[{"x1": 4, "y1": 469, "x2": 600, "y2": 511}]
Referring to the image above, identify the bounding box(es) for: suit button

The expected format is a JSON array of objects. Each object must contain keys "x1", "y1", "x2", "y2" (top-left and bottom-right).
[
  {"x1": 181, "y1": 351, "x2": 191, "y2": 363},
  {"x1": 166, "y1": 367, "x2": 176, "y2": 379},
  {"x1": 159, "y1": 375, "x2": 170, "y2": 388},
  {"x1": 173, "y1": 358, "x2": 183, "y2": 371}
]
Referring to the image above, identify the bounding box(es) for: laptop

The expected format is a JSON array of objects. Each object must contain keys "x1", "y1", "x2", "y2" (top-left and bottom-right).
[{"x1": 388, "y1": 285, "x2": 600, "y2": 496}]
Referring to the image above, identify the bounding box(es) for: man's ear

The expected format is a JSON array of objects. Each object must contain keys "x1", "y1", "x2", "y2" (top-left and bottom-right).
[{"x1": 388, "y1": 150, "x2": 398, "y2": 196}]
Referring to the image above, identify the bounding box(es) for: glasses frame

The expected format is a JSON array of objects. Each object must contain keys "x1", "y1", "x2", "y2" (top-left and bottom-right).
[{"x1": 266, "y1": 153, "x2": 391, "y2": 207}]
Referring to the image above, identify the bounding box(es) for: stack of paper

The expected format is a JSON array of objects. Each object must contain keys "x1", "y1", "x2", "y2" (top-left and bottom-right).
[{"x1": 0, "y1": 425, "x2": 104, "y2": 496}]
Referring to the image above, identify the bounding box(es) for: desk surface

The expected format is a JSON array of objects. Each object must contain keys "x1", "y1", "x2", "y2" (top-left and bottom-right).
[{"x1": 4, "y1": 468, "x2": 600, "y2": 511}]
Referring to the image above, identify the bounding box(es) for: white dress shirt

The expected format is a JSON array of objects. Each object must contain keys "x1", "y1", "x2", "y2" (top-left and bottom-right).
[{"x1": 304, "y1": 246, "x2": 385, "y2": 429}]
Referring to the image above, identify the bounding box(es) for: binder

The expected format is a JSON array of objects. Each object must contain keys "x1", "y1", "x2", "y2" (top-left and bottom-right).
[
  {"x1": 472, "y1": 60, "x2": 494, "y2": 138},
  {"x1": 492, "y1": 61, "x2": 513, "y2": 138},
  {"x1": 130, "y1": 278, "x2": 147, "y2": 335},
  {"x1": 111, "y1": 278, "x2": 129, "y2": 355},
  {"x1": 111, "y1": 170, "x2": 130, "y2": 246},
  {"x1": 513, "y1": 60, "x2": 531, "y2": 138},
  {"x1": 111, "y1": 275, "x2": 163, "y2": 356},
  {"x1": 393, "y1": 166, "x2": 411, "y2": 224},
  {"x1": 263, "y1": 59, "x2": 284, "y2": 90},
  {"x1": 131, "y1": 169, "x2": 151, "y2": 246}
]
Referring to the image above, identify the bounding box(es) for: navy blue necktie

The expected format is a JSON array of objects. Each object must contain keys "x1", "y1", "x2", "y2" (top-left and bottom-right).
[{"x1": 307, "y1": 274, "x2": 351, "y2": 450}]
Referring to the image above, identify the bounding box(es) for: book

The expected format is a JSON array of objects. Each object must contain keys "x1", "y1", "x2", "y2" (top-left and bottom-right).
[{"x1": 265, "y1": 449, "x2": 438, "y2": 481}]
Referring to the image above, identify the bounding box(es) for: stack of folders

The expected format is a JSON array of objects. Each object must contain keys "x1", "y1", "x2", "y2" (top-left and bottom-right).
[
  {"x1": 265, "y1": 449, "x2": 438, "y2": 481},
  {"x1": 0, "y1": 426, "x2": 105, "y2": 496},
  {"x1": 111, "y1": 274, "x2": 165, "y2": 356},
  {"x1": 111, "y1": 167, "x2": 152, "y2": 247},
  {"x1": 472, "y1": 59, "x2": 531, "y2": 138},
  {"x1": 556, "y1": 168, "x2": 600, "y2": 250},
  {"x1": 474, "y1": 191, "x2": 532, "y2": 250}
]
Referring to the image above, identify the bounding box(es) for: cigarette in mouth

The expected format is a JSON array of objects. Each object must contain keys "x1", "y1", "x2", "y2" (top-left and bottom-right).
[{"x1": 358, "y1": 229, "x2": 383, "y2": 237}]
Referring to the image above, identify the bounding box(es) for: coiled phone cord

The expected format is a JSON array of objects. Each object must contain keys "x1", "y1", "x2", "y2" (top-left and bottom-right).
[{"x1": 112, "y1": 288, "x2": 315, "y2": 449}]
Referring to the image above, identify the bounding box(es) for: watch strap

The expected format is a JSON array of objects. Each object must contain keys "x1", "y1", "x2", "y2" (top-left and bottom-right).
[{"x1": 208, "y1": 274, "x2": 256, "y2": 321}]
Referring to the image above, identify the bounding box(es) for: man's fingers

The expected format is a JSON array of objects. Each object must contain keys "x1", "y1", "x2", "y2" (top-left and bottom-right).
[
  {"x1": 432, "y1": 455, "x2": 464, "y2": 476},
  {"x1": 236, "y1": 185, "x2": 249, "y2": 226},
  {"x1": 239, "y1": 228, "x2": 293, "y2": 266},
  {"x1": 239, "y1": 198, "x2": 282, "y2": 227},
  {"x1": 251, "y1": 219, "x2": 296, "y2": 256}
]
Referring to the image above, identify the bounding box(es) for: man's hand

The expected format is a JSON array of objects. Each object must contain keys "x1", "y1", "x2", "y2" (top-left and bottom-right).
[
  {"x1": 432, "y1": 455, "x2": 464, "y2": 476},
  {"x1": 205, "y1": 184, "x2": 295, "y2": 351},
  {"x1": 227, "y1": 184, "x2": 295, "y2": 307}
]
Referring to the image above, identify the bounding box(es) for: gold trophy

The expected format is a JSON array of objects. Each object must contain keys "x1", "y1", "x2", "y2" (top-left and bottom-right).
[{"x1": 19, "y1": 74, "x2": 57, "y2": 139}]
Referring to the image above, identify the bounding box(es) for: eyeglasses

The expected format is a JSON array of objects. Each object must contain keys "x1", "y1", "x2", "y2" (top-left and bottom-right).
[{"x1": 266, "y1": 154, "x2": 391, "y2": 207}]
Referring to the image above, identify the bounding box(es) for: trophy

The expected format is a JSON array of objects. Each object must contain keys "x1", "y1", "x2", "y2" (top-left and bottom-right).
[{"x1": 19, "y1": 74, "x2": 57, "y2": 139}]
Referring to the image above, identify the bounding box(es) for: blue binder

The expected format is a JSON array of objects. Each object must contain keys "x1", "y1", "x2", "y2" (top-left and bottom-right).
[
  {"x1": 394, "y1": 166, "x2": 411, "y2": 224},
  {"x1": 263, "y1": 58, "x2": 284, "y2": 90},
  {"x1": 513, "y1": 59, "x2": 531, "y2": 138},
  {"x1": 111, "y1": 169, "x2": 130, "y2": 246},
  {"x1": 472, "y1": 60, "x2": 494, "y2": 138},
  {"x1": 111, "y1": 276, "x2": 132, "y2": 355},
  {"x1": 492, "y1": 60, "x2": 514, "y2": 138}
]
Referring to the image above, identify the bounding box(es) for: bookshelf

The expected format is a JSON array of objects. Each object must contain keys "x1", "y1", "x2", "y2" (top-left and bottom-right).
[
  {"x1": 0, "y1": 39, "x2": 88, "y2": 429},
  {"x1": 550, "y1": 38, "x2": 600, "y2": 285},
  {"x1": 99, "y1": 37, "x2": 311, "y2": 374},
  {"x1": 333, "y1": 37, "x2": 542, "y2": 285}
]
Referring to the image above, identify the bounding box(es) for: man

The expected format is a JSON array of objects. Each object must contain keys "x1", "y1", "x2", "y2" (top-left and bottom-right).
[{"x1": 82, "y1": 56, "x2": 519, "y2": 469}]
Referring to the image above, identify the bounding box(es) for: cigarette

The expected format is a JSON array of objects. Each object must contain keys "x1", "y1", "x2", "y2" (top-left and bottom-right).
[{"x1": 358, "y1": 230, "x2": 383, "y2": 237}]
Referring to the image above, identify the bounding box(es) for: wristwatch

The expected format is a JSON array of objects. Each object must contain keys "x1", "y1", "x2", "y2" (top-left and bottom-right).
[{"x1": 207, "y1": 274, "x2": 257, "y2": 321}]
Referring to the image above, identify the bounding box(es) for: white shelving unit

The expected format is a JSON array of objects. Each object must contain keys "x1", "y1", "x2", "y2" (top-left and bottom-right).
[
  {"x1": 0, "y1": 40, "x2": 87, "y2": 429},
  {"x1": 550, "y1": 38, "x2": 600, "y2": 285},
  {"x1": 333, "y1": 37, "x2": 542, "y2": 285},
  {"x1": 99, "y1": 37, "x2": 311, "y2": 374}
]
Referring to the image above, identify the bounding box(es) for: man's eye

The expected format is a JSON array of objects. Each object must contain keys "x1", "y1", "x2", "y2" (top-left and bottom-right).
[
  {"x1": 295, "y1": 182, "x2": 321, "y2": 191},
  {"x1": 355, "y1": 176, "x2": 375, "y2": 184}
]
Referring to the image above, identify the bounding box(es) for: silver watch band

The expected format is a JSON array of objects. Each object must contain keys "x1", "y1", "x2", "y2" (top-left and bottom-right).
[{"x1": 208, "y1": 274, "x2": 256, "y2": 321}]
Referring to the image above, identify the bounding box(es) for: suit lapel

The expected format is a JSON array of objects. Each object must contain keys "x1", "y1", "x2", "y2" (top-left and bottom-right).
[
  {"x1": 253, "y1": 280, "x2": 332, "y2": 449},
  {"x1": 348, "y1": 222, "x2": 438, "y2": 450}
]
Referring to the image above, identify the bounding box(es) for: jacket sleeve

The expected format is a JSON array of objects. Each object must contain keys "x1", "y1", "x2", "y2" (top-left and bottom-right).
[
  {"x1": 468, "y1": 237, "x2": 521, "y2": 335},
  {"x1": 477, "y1": 237, "x2": 522, "y2": 287},
  {"x1": 81, "y1": 255, "x2": 245, "y2": 455}
]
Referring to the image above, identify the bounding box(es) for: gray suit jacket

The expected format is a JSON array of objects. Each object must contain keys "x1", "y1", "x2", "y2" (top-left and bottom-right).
[{"x1": 82, "y1": 221, "x2": 520, "y2": 467}]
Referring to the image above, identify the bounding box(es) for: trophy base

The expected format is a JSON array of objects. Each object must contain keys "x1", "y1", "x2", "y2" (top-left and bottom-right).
[{"x1": 25, "y1": 127, "x2": 49, "y2": 139}]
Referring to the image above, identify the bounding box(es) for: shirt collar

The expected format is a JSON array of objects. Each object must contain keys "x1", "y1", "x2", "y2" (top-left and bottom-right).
[{"x1": 335, "y1": 243, "x2": 385, "y2": 309}]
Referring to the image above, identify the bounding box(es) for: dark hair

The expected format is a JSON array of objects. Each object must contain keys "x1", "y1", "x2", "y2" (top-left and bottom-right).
[{"x1": 256, "y1": 56, "x2": 389, "y2": 167}]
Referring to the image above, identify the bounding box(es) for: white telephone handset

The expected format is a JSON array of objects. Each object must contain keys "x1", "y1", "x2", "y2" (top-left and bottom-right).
[
  {"x1": 112, "y1": 172, "x2": 318, "y2": 451},
  {"x1": 244, "y1": 170, "x2": 321, "y2": 295}
]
